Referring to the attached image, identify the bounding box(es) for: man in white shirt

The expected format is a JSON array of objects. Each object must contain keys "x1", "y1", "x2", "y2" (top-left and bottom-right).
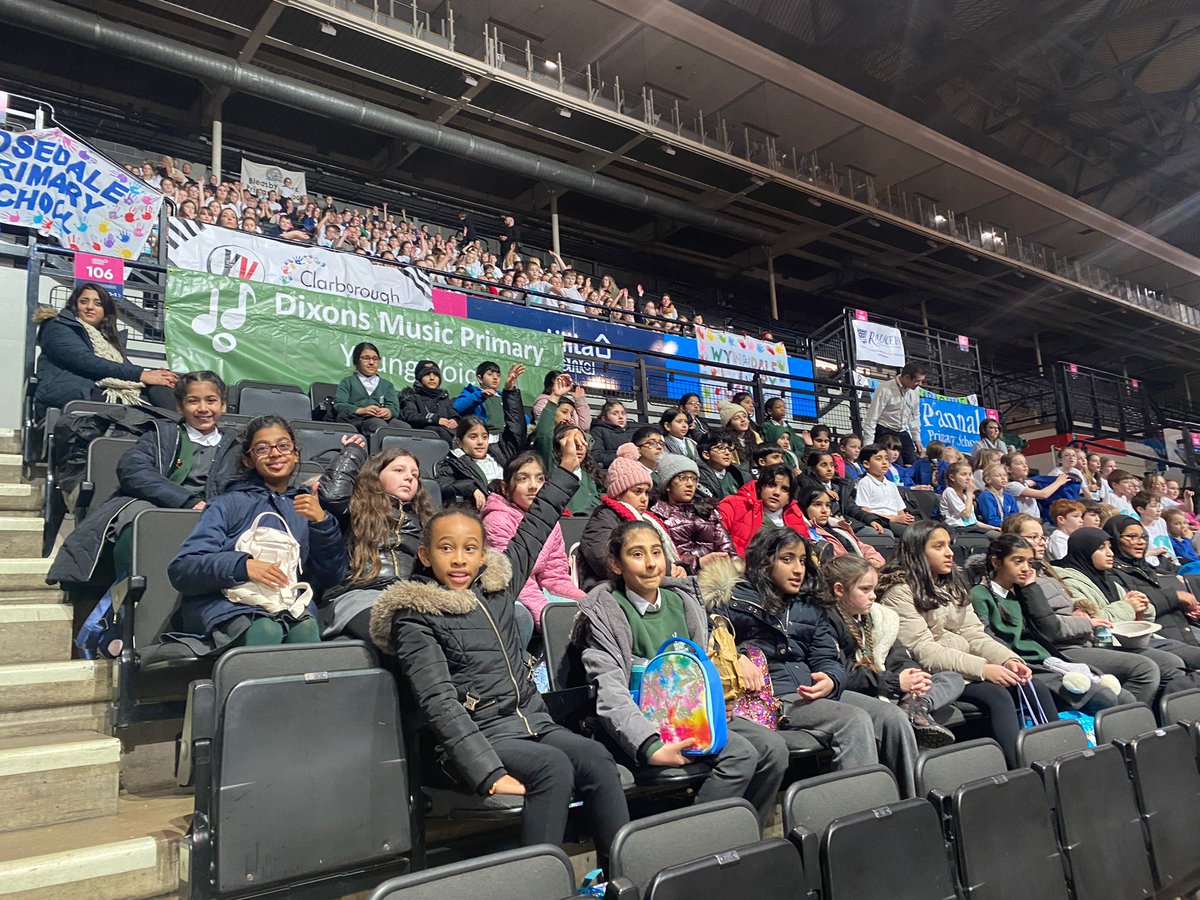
[{"x1": 862, "y1": 363, "x2": 926, "y2": 465}]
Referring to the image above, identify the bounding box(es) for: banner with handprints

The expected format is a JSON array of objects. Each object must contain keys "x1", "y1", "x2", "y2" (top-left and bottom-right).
[
  {"x1": 0, "y1": 128, "x2": 163, "y2": 258},
  {"x1": 695, "y1": 326, "x2": 791, "y2": 414}
]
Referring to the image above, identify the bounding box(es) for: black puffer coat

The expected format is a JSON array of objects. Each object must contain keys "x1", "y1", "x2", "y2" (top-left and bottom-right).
[
  {"x1": 589, "y1": 420, "x2": 632, "y2": 467},
  {"x1": 434, "y1": 387, "x2": 527, "y2": 504},
  {"x1": 399, "y1": 382, "x2": 456, "y2": 433},
  {"x1": 712, "y1": 579, "x2": 847, "y2": 698},
  {"x1": 317, "y1": 442, "x2": 422, "y2": 591},
  {"x1": 47, "y1": 421, "x2": 241, "y2": 586},
  {"x1": 368, "y1": 465, "x2": 578, "y2": 794}
]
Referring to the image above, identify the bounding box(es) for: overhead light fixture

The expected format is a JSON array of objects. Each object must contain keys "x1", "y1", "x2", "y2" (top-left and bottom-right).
[
  {"x1": 925, "y1": 239, "x2": 939, "y2": 249},
  {"x1": 557, "y1": 107, "x2": 572, "y2": 118},
  {"x1": 980, "y1": 231, "x2": 994, "y2": 242},
  {"x1": 932, "y1": 214, "x2": 947, "y2": 226},
  {"x1": 867, "y1": 218, "x2": 881, "y2": 228},
  {"x1": 750, "y1": 175, "x2": 767, "y2": 186},
  {"x1": 320, "y1": 20, "x2": 337, "y2": 36},
  {"x1": 660, "y1": 144, "x2": 677, "y2": 156},
  {"x1": 966, "y1": 253, "x2": 979, "y2": 262},
  {"x1": 806, "y1": 197, "x2": 822, "y2": 208},
  {"x1": 462, "y1": 72, "x2": 479, "y2": 87},
  {"x1": 544, "y1": 59, "x2": 558, "y2": 71}
]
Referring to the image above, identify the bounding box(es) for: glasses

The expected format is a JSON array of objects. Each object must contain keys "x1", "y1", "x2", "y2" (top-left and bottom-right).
[
  {"x1": 710, "y1": 443, "x2": 733, "y2": 452},
  {"x1": 249, "y1": 439, "x2": 295, "y2": 458},
  {"x1": 358, "y1": 355, "x2": 380, "y2": 363},
  {"x1": 673, "y1": 473, "x2": 699, "y2": 485},
  {"x1": 1122, "y1": 533, "x2": 1147, "y2": 543},
  {"x1": 639, "y1": 440, "x2": 665, "y2": 450}
]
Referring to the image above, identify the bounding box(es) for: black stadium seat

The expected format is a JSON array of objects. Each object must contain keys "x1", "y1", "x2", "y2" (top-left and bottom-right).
[
  {"x1": 291, "y1": 419, "x2": 359, "y2": 463},
  {"x1": 111, "y1": 507, "x2": 205, "y2": 728},
  {"x1": 914, "y1": 737, "x2": 1007, "y2": 803},
  {"x1": 1158, "y1": 686, "x2": 1200, "y2": 727},
  {"x1": 1093, "y1": 702, "x2": 1157, "y2": 744},
  {"x1": 376, "y1": 433, "x2": 450, "y2": 476},
  {"x1": 233, "y1": 379, "x2": 312, "y2": 420},
  {"x1": 1015, "y1": 718, "x2": 1089, "y2": 768},
  {"x1": 1117, "y1": 724, "x2": 1200, "y2": 890},
  {"x1": 1036, "y1": 744, "x2": 1155, "y2": 900},
  {"x1": 642, "y1": 838, "x2": 803, "y2": 900},
  {"x1": 75, "y1": 435, "x2": 135, "y2": 520},
  {"x1": 605, "y1": 799, "x2": 763, "y2": 900},
  {"x1": 367, "y1": 845, "x2": 574, "y2": 900},
  {"x1": 182, "y1": 643, "x2": 413, "y2": 898},
  {"x1": 309, "y1": 380, "x2": 339, "y2": 418}
]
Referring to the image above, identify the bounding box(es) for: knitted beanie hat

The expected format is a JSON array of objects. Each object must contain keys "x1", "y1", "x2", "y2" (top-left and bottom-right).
[
  {"x1": 719, "y1": 401, "x2": 746, "y2": 429},
  {"x1": 415, "y1": 359, "x2": 441, "y2": 380},
  {"x1": 607, "y1": 444, "x2": 652, "y2": 497},
  {"x1": 657, "y1": 452, "x2": 699, "y2": 487}
]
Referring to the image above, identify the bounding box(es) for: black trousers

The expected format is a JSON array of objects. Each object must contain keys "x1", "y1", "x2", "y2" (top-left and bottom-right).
[
  {"x1": 335, "y1": 410, "x2": 391, "y2": 436},
  {"x1": 961, "y1": 679, "x2": 1057, "y2": 768},
  {"x1": 492, "y1": 727, "x2": 630, "y2": 868}
]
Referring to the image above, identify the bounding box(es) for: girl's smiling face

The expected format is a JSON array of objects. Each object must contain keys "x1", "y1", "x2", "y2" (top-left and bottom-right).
[
  {"x1": 419, "y1": 513, "x2": 485, "y2": 591},
  {"x1": 458, "y1": 423, "x2": 490, "y2": 460},
  {"x1": 245, "y1": 425, "x2": 298, "y2": 488}
]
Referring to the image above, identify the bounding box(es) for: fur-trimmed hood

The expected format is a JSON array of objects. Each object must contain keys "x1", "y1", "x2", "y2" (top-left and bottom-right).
[
  {"x1": 696, "y1": 555, "x2": 744, "y2": 611},
  {"x1": 368, "y1": 550, "x2": 513, "y2": 653},
  {"x1": 865, "y1": 603, "x2": 901, "y2": 668},
  {"x1": 32, "y1": 304, "x2": 60, "y2": 325}
]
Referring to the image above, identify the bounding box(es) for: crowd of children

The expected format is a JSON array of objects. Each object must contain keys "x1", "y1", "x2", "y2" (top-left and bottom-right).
[{"x1": 50, "y1": 360, "x2": 1200, "y2": 884}]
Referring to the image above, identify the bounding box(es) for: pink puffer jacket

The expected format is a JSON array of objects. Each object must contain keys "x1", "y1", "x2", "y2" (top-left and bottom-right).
[{"x1": 482, "y1": 491, "x2": 585, "y2": 626}]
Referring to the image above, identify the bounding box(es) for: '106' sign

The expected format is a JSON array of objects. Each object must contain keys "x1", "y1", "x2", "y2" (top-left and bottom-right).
[{"x1": 73, "y1": 252, "x2": 125, "y2": 300}]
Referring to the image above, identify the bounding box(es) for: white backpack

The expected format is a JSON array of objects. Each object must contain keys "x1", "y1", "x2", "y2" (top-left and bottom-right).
[{"x1": 222, "y1": 511, "x2": 313, "y2": 618}]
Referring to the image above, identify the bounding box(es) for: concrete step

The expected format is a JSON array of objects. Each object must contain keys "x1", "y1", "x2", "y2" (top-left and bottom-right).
[
  {"x1": 0, "y1": 605, "x2": 73, "y2": 664},
  {"x1": 0, "y1": 732, "x2": 120, "y2": 833},
  {"x1": 0, "y1": 660, "x2": 113, "y2": 714},
  {"x1": 0, "y1": 792, "x2": 188, "y2": 899},
  {"x1": 0, "y1": 701, "x2": 110, "y2": 742},
  {"x1": 0, "y1": 590, "x2": 65, "y2": 605},
  {"x1": 0, "y1": 519, "x2": 44, "y2": 558},
  {"x1": 0, "y1": 559, "x2": 53, "y2": 593},
  {"x1": 0, "y1": 453, "x2": 24, "y2": 483},
  {"x1": 0, "y1": 483, "x2": 42, "y2": 515},
  {"x1": 0, "y1": 429, "x2": 22, "y2": 456}
]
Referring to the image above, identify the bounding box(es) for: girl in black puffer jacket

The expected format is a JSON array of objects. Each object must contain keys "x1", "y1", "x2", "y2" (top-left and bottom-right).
[
  {"x1": 317, "y1": 439, "x2": 436, "y2": 641},
  {"x1": 399, "y1": 359, "x2": 458, "y2": 443},
  {"x1": 590, "y1": 399, "x2": 634, "y2": 467},
  {"x1": 368, "y1": 435, "x2": 629, "y2": 868}
]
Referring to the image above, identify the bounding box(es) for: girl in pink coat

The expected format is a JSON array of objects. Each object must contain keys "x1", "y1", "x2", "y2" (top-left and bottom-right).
[{"x1": 482, "y1": 451, "x2": 585, "y2": 629}]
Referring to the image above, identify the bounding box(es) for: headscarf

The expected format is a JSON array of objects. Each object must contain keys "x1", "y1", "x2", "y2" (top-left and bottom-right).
[
  {"x1": 1057, "y1": 527, "x2": 1121, "y2": 604},
  {"x1": 1103, "y1": 515, "x2": 1152, "y2": 570}
]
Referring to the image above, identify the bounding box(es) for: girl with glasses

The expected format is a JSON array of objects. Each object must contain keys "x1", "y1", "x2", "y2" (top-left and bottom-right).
[
  {"x1": 650, "y1": 454, "x2": 735, "y2": 574},
  {"x1": 168, "y1": 416, "x2": 348, "y2": 654}
]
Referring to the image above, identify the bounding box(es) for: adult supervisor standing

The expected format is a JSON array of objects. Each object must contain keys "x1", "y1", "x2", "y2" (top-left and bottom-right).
[{"x1": 862, "y1": 362, "x2": 926, "y2": 466}]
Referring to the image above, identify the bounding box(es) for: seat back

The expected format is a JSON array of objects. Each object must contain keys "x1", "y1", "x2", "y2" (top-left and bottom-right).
[
  {"x1": 1094, "y1": 702, "x2": 1157, "y2": 744},
  {"x1": 608, "y1": 799, "x2": 761, "y2": 897},
  {"x1": 1016, "y1": 718, "x2": 1089, "y2": 768},
  {"x1": 915, "y1": 738, "x2": 1007, "y2": 800},
  {"x1": 1158, "y1": 686, "x2": 1200, "y2": 727},
  {"x1": 644, "y1": 838, "x2": 802, "y2": 900},
  {"x1": 1126, "y1": 725, "x2": 1200, "y2": 887},
  {"x1": 421, "y1": 478, "x2": 442, "y2": 511},
  {"x1": 822, "y1": 798, "x2": 957, "y2": 900},
  {"x1": 783, "y1": 764, "x2": 900, "y2": 841},
  {"x1": 211, "y1": 642, "x2": 377, "y2": 711},
  {"x1": 377, "y1": 433, "x2": 450, "y2": 476},
  {"x1": 212, "y1": 662, "x2": 410, "y2": 894},
  {"x1": 1043, "y1": 744, "x2": 1155, "y2": 899},
  {"x1": 235, "y1": 381, "x2": 312, "y2": 420},
  {"x1": 907, "y1": 487, "x2": 940, "y2": 521},
  {"x1": 557, "y1": 513, "x2": 590, "y2": 553},
  {"x1": 129, "y1": 508, "x2": 204, "y2": 650},
  {"x1": 369, "y1": 425, "x2": 428, "y2": 454},
  {"x1": 292, "y1": 420, "x2": 359, "y2": 463},
  {"x1": 367, "y1": 845, "x2": 574, "y2": 900},
  {"x1": 310, "y1": 381, "x2": 338, "y2": 417},
  {"x1": 540, "y1": 601, "x2": 581, "y2": 692},
  {"x1": 83, "y1": 436, "x2": 136, "y2": 510},
  {"x1": 950, "y1": 767, "x2": 1068, "y2": 900}
]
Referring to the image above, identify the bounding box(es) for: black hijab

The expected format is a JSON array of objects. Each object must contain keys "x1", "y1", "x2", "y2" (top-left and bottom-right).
[
  {"x1": 1103, "y1": 515, "x2": 1153, "y2": 573},
  {"x1": 1058, "y1": 527, "x2": 1122, "y2": 604}
]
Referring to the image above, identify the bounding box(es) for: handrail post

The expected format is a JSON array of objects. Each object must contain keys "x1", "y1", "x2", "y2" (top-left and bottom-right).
[
  {"x1": 634, "y1": 356, "x2": 650, "y2": 423},
  {"x1": 843, "y1": 308, "x2": 863, "y2": 437}
]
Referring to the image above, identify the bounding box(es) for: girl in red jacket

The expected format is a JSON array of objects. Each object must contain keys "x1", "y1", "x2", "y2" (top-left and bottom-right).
[{"x1": 718, "y1": 463, "x2": 814, "y2": 557}]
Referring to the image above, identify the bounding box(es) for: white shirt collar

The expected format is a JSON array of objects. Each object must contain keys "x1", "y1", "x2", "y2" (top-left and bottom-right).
[
  {"x1": 184, "y1": 423, "x2": 222, "y2": 447},
  {"x1": 627, "y1": 589, "x2": 663, "y2": 616},
  {"x1": 989, "y1": 580, "x2": 1013, "y2": 599},
  {"x1": 357, "y1": 372, "x2": 381, "y2": 391}
]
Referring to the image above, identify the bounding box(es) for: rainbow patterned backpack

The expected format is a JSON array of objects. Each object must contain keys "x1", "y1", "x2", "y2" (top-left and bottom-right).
[{"x1": 637, "y1": 637, "x2": 727, "y2": 757}]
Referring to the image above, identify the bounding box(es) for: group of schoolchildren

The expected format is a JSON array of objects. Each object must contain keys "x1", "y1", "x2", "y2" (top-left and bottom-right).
[{"x1": 48, "y1": 355, "x2": 1200, "y2": 882}]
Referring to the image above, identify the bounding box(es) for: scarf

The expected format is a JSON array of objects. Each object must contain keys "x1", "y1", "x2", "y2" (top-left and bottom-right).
[
  {"x1": 78, "y1": 319, "x2": 145, "y2": 406},
  {"x1": 600, "y1": 495, "x2": 681, "y2": 569},
  {"x1": 1057, "y1": 527, "x2": 1122, "y2": 605}
]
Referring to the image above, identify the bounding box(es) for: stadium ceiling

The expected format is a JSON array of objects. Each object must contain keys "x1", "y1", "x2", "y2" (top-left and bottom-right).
[{"x1": 3, "y1": 0, "x2": 1200, "y2": 382}]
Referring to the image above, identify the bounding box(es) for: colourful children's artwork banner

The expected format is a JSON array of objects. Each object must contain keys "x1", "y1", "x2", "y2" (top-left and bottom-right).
[
  {"x1": 695, "y1": 326, "x2": 792, "y2": 413},
  {"x1": 0, "y1": 128, "x2": 163, "y2": 258},
  {"x1": 164, "y1": 269, "x2": 562, "y2": 399}
]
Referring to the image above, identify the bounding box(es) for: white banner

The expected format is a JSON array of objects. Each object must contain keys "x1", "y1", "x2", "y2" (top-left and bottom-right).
[
  {"x1": 0, "y1": 128, "x2": 163, "y2": 258},
  {"x1": 695, "y1": 326, "x2": 791, "y2": 414},
  {"x1": 240, "y1": 159, "x2": 308, "y2": 198},
  {"x1": 853, "y1": 319, "x2": 906, "y2": 368},
  {"x1": 166, "y1": 218, "x2": 433, "y2": 309}
]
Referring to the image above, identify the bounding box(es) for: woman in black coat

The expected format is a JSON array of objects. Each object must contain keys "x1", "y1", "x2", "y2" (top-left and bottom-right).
[
  {"x1": 1104, "y1": 516, "x2": 1200, "y2": 649},
  {"x1": 398, "y1": 359, "x2": 457, "y2": 443},
  {"x1": 33, "y1": 283, "x2": 177, "y2": 416}
]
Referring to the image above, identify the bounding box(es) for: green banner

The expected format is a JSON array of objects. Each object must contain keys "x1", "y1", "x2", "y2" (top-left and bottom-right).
[{"x1": 164, "y1": 268, "x2": 563, "y2": 399}]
